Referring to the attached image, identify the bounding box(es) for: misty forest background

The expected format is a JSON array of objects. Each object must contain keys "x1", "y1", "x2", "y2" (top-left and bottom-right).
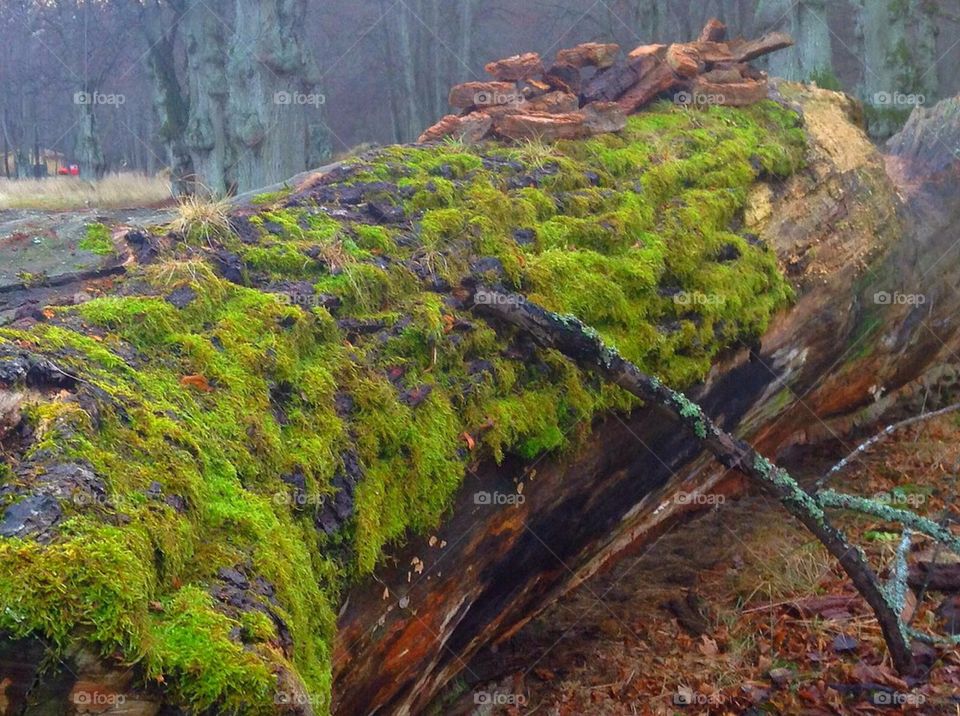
[{"x1": 0, "y1": 0, "x2": 955, "y2": 194}]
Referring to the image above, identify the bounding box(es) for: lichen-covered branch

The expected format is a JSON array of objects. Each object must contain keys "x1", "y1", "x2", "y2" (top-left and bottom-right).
[
  {"x1": 470, "y1": 285, "x2": 918, "y2": 674},
  {"x1": 816, "y1": 489, "x2": 960, "y2": 554}
]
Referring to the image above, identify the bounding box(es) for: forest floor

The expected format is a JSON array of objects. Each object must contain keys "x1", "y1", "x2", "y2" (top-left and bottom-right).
[{"x1": 443, "y1": 413, "x2": 960, "y2": 715}]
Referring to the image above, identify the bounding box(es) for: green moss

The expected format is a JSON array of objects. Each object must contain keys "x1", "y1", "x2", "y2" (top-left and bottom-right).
[
  {"x1": 0, "y1": 522, "x2": 153, "y2": 649},
  {"x1": 0, "y1": 100, "x2": 807, "y2": 714},
  {"x1": 353, "y1": 224, "x2": 396, "y2": 253},
  {"x1": 145, "y1": 586, "x2": 275, "y2": 712},
  {"x1": 79, "y1": 222, "x2": 114, "y2": 256},
  {"x1": 251, "y1": 188, "x2": 292, "y2": 206}
]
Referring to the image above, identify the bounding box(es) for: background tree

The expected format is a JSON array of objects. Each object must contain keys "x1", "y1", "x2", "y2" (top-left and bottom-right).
[{"x1": 1, "y1": 0, "x2": 959, "y2": 186}]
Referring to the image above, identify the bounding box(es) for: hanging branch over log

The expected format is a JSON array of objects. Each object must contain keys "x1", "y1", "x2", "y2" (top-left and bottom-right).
[{"x1": 468, "y1": 284, "x2": 919, "y2": 674}]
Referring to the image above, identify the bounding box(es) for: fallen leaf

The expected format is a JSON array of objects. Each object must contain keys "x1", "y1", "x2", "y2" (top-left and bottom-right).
[
  {"x1": 180, "y1": 374, "x2": 213, "y2": 392},
  {"x1": 831, "y1": 634, "x2": 858, "y2": 653},
  {"x1": 698, "y1": 634, "x2": 719, "y2": 656}
]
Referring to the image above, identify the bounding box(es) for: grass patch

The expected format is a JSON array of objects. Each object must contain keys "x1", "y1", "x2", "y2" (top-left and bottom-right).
[
  {"x1": 78, "y1": 222, "x2": 114, "y2": 255},
  {"x1": 0, "y1": 173, "x2": 171, "y2": 211},
  {"x1": 169, "y1": 194, "x2": 235, "y2": 245}
]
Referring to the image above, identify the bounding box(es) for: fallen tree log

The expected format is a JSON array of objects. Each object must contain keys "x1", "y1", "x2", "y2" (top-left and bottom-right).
[
  {"x1": 2, "y1": 85, "x2": 959, "y2": 714},
  {"x1": 332, "y1": 86, "x2": 960, "y2": 714}
]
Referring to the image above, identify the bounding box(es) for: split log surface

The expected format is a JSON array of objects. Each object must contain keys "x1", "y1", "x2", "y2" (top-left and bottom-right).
[
  {"x1": 556, "y1": 42, "x2": 621, "y2": 69},
  {"x1": 484, "y1": 52, "x2": 544, "y2": 82},
  {"x1": 420, "y1": 21, "x2": 795, "y2": 144}
]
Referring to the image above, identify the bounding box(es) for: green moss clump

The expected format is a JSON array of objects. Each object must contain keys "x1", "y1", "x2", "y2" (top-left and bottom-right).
[
  {"x1": 0, "y1": 100, "x2": 806, "y2": 714},
  {"x1": 79, "y1": 222, "x2": 114, "y2": 255},
  {"x1": 251, "y1": 188, "x2": 292, "y2": 206}
]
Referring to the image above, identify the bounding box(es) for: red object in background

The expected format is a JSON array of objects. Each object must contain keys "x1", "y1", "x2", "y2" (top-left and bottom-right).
[
  {"x1": 58, "y1": 165, "x2": 80, "y2": 176},
  {"x1": 57, "y1": 167, "x2": 69, "y2": 175}
]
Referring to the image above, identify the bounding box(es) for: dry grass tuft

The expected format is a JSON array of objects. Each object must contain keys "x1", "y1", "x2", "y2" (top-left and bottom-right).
[
  {"x1": 0, "y1": 173, "x2": 171, "y2": 211},
  {"x1": 169, "y1": 193, "x2": 235, "y2": 246},
  {"x1": 730, "y1": 517, "x2": 831, "y2": 607}
]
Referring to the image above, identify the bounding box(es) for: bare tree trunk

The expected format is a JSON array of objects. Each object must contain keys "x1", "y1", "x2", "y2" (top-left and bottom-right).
[
  {"x1": 755, "y1": 0, "x2": 832, "y2": 81},
  {"x1": 227, "y1": 0, "x2": 323, "y2": 193},
  {"x1": 857, "y1": 0, "x2": 940, "y2": 138},
  {"x1": 145, "y1": 28, "x2": 195, "y2": 194},
  {"x1": 180, "y1": 1, "x2": 232, "y2": 194},
  {"x1": 459, "y1": 0, "x2": 475, "y2": 79},
  {"x1": 2, "y1": 113, "x2": 10, "y2": 179},
  {"x1": 395, "y1": 1, "x2": 421, "y2": 142}
]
